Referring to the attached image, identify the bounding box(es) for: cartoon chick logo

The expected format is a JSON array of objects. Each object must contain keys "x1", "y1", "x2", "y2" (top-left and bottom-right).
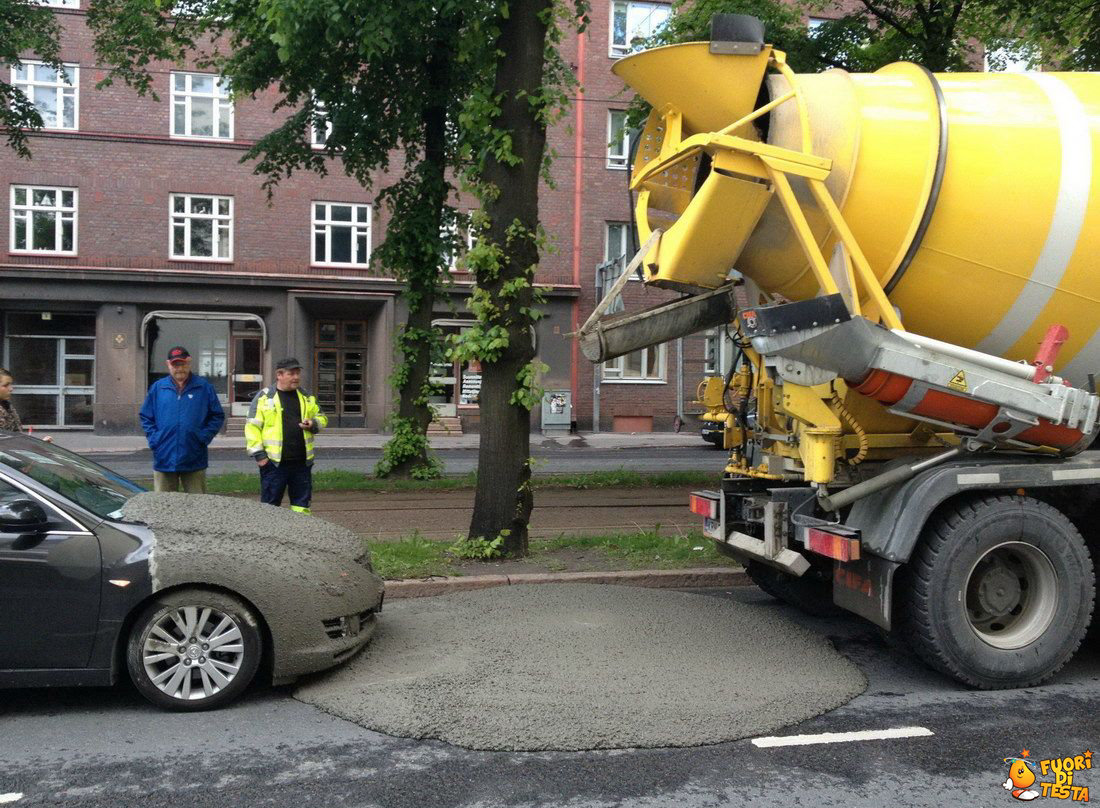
[
  {"x1": 1002, "y1": 749, "x2": 1092, "y2": 802},
  {"x1": 1004, "y1": 752, "x2": 1040, "y2": 801}
]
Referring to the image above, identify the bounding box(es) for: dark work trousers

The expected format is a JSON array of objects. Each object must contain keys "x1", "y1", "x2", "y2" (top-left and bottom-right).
[{"x1": 259, "y1": 461, "x2": 313, "y2": 514}]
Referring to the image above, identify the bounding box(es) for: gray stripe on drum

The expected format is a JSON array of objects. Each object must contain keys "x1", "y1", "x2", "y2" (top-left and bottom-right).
[{"x1": 976, "y1": 74, "x2": 1091, "y2": 358}]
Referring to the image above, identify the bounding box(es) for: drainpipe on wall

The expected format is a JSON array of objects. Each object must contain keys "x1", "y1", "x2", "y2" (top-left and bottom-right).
[
  {"x1": 593, "y1": 261, "x2": 603, "y2": 433},
  {"x1": 571, "y1": 27, "x2": 586, "y2": 430},
  {"x1": 676, "y1": 337, "x2": 684, "y2": 430}
]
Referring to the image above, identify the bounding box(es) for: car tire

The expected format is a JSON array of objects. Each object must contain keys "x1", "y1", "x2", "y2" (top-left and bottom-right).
[
  {"x1": 126, "y1": 587, "x2": 263, "y2": 711},
  {"x1": 745, "y1": 561, "x2": 842, "y2": 617},
  {"x1": 900, "y1": 494, "x2": 1095, "y2": 690}
]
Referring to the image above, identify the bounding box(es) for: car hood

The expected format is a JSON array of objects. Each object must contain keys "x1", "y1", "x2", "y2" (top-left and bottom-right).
[{"x1": 121, "y1": 492, "x2": 372, "y2": 569}]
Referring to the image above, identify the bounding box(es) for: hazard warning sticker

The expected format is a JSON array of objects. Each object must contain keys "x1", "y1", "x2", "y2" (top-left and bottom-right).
[{"x1": 948, "y1": 370, "x2": 968, "y2": 392}]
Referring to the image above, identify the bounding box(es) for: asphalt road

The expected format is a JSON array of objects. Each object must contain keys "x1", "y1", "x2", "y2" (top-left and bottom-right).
[
  {"x1": 82, "y1": 446, "x2": 730, "y2": 478},
  {"x1": 2, "y1": 586, "x2": 1097, "y2": 807}
]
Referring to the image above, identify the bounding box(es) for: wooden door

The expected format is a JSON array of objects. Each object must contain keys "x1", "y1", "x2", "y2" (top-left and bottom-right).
[{"x1": 314, "y1": 320, "x2": 367, "y2": 427}]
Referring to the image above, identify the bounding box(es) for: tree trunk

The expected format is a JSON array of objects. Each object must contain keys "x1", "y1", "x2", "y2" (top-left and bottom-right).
[
  {"x1": 377, "y1": 16, "x2": 457, "y2": 478},
  {"x1": 467, "y1": 0, "x2": 552, "y2": 555}
]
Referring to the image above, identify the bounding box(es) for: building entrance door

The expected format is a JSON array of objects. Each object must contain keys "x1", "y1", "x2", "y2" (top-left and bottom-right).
[
  {"x1": 230, "y1": 335, "x2": 263, "y2": 416},
  {"x1": 314, "y1": 320, "x2": 367, "y2": 427},
  {"x1": 3, "y1": 312, "x2": 95, "y2": 428}
]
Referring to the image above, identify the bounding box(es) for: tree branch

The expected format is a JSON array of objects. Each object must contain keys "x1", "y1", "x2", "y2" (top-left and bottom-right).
[{"x1": 858, "y1": 0, "x2": 918, "y2": 41}]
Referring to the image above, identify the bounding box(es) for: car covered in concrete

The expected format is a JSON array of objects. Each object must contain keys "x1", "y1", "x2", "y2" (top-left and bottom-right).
[{"x1": 0, "y1": 433, "x2": 383, "y2": 710}]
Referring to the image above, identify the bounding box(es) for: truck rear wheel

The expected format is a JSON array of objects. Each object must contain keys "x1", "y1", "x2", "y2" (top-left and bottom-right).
[
  {"x1": 901, "y1": 494, "x2": 1094, "y2": 689},
  {"x1": 745, "y1": 562, "x2": 841, "y2": 617}
]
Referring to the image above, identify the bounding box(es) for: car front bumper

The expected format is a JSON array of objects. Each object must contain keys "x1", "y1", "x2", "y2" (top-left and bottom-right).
[{"x1": 271, "y1": 586, "x2": 384, "y2": 684}]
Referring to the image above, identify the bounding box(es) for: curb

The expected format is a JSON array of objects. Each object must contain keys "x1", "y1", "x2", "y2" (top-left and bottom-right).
[{"x1": 385, "y1": 566, "x2": 750, "y2": 599}]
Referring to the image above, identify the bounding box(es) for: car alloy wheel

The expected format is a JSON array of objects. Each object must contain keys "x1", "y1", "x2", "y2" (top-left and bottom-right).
[
  {"x1": 142, "y1": 605, "x2": 246, "y2": 701},
  {"x1": 127, "y1": 588, "x2": 262, "y2": 711}
]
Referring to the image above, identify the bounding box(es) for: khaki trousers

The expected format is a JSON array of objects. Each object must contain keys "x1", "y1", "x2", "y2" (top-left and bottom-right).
[{"x1": 153, "y1": 469, "x2": 208, "y2": 493}]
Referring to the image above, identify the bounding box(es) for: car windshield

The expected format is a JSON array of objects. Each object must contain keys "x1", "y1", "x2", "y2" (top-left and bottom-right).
[{"x1": 0, "y1": 439, "x2": 144, "y2": 520}]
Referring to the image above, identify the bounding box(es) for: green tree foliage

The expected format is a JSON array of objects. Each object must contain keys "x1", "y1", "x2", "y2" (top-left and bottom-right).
[
  {"x1": 87, "y1": 0, "x2": 499, "y2": 479},
  {"x1": 805, "y1": 0, "x2": 1002, "y2": 72},
  {"x1": 643, "y1": 0, "x2": 821, "y2": 71},
  {"x1": 87, "y1": 0, "x2": 586, "y2": 547},
  {"x1": 995, "y1": 0, "x2": 1100, "y2": 70},
  {"x1": 0, "y1": 0, "x2": 63, "y2": 157},
  {"x1": 645, "y1": 0, "x2": 1015, "y2": 74}
]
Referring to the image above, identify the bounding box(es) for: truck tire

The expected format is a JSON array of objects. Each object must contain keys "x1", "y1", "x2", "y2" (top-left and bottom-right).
[
  {"x1": 745, "y1": 562, "x2": 842, "y2": 617},
  {"x1": 900, "y1": 494, "x2": 1094, "y2": 689}
]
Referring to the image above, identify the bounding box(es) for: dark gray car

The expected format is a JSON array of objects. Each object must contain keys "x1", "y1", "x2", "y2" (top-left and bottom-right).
[{"x1": 0, "y1": 433, "x2": 383, "y2": 710}]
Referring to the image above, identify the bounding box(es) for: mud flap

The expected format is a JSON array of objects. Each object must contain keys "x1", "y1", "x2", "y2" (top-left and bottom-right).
[{"x1": 833, "y1": 554, "x2": 899, "y2": 630}]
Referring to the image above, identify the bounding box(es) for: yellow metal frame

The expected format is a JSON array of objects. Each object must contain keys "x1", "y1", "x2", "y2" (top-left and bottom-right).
[
  {"x1": 626, "y1": 48, "x2": 938, "y2": 484},
  {"x1": 631, "y1": 49, "x2": 904, "y2": 333}
]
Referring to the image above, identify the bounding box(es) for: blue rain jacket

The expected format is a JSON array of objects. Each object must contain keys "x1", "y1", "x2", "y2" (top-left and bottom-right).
[{"x1": 139, "y1": 374, "x2": 225, "y2": 473}]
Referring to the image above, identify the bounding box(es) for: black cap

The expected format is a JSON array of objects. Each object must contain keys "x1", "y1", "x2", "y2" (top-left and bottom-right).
[
  {"x1": 275, "y1": 357, "x2": 303, "y2": 371},
  {"x1": 167, "y1": 346, "x2": 191, "y2": 363}
]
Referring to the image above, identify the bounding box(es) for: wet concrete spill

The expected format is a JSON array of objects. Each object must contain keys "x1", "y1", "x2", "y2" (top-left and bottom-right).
[{"x1": 295, "y1": 584, "x2": 867, "y2": 752}]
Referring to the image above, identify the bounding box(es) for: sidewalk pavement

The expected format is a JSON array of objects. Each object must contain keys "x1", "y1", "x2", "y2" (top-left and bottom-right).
[{"x1": 39, "y1": 430, "x2": 708, "y2": 454}]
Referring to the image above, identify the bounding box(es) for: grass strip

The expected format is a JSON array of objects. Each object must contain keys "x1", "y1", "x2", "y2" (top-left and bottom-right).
[
  {"x1": 367, "y1": 529, "x2": 735, "y2": 580},
  {"x1": 196, "y1": 468, "x2": 717, "y2": 495}
]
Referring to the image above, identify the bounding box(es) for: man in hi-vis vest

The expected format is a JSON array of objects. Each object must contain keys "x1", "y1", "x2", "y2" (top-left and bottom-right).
[{"x1": 245, "y1": 357, "x2": 328, "y2": 514}]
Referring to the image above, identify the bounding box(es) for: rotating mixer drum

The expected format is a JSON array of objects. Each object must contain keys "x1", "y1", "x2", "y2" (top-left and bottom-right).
[{"x1": 614, "y1": 42, "x2": 1100, "y2": 388}]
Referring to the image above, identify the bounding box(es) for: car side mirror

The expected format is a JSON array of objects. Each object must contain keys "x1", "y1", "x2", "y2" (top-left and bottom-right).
[{"x1": 0, "y1": 499, "x2": 50, "y2": 534}]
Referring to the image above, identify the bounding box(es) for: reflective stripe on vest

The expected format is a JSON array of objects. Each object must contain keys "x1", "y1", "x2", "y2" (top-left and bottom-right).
[{"x1": 245, "y1": 388, "x2": 323, "y2": 463}]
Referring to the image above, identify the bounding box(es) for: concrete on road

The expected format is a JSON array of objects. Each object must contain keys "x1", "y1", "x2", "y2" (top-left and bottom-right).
[
  {"x1": 2, "y1": 586, "x2": 1097, "y2": 807},
  {"x1": 295, "y1": 584, "x2": 865, "y2": 751},
  {"x1": 313, "y1": 487, "x2": 703, "y2": 540}
]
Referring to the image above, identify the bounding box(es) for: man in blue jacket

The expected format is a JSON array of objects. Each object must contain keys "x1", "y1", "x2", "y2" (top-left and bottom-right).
[{"x1": 140, "y1": 346, "x2": 225, "y2": 493}]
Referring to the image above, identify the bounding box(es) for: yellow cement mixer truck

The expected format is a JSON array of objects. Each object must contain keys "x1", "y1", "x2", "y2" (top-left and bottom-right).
[{"x1": 579, "y1": 15, "x2": 1100, "y2": 689}]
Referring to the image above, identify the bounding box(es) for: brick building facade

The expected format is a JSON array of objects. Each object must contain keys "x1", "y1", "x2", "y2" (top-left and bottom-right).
[{"x1": 0, "y1": 0, "x2": 749, "y2": 436}]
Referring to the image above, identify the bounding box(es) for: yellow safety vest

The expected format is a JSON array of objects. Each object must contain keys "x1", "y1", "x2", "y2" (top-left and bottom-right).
[{"x1": 244, "y1": 387, "x2": 328, "y2": 465}]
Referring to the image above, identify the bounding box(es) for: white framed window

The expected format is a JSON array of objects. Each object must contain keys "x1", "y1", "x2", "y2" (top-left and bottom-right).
[
  {"x1": 704, "y1": 328, "x2": 736, "y2": 377},
  {"x1": 601, "y1": 220, "x2": 662, "y2": 381},
  {"x1": 170, "y1": 194, "x2": 233, "y2": 261},
  {"x1": 10, "y1": 185, "x2": 77, "y2": 255},
  {"x1": 610, "y1": 1, "x2": 671, "y2": 58},
  {"x1": 607, "y1": 110, "x2": 629, "y2": 169},
  {"x1": 311, "y1": 97, "x2": 333, "y2": 148},
  {"x1": 171, "y1": 72, "x2": 233, "y2": 139},
  {"x1": 598, "y1": 222, "x2": 635, "y2": 314},
  {"x1": 704, "y1": 329, "x2": 719, "y2": 376},
  {"x1": 443, "y1": 212, "x2": 478, "y2": 272},
  {"x1": 312, "y1": 201, "x2": 371, "y2": 267},
  {"x1": 37, "y1": 0, "x2": 79, "y2": 7},
  {"x1": 603, "y1": 344, "x2": 666, "y2": 382},
  {"x1": 607, "y1": 221, "x2": 637, "y2": 280},
  {"x1": 10, "y1": 62, "x2": 78, "y2": 131}
]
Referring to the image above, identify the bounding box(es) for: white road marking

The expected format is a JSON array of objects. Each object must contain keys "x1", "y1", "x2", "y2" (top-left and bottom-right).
[
  {"x1": 0, "y1": 794, "x2": 24, "y2": 804},
  {"x1": 751, "y1": 726, "x2": 934, "y2": 748},
  {"x1": 977, "y1": 74, "x2": 1091, "y2": 359}
]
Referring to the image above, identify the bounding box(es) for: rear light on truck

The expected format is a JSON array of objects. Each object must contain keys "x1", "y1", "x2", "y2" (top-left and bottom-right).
[
  {"x1": 689, "y1": 492, "x2": 719, "y2": 520},
  {"x1": 806, "y1": 527, "x2": 861, "y2": 562}
]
